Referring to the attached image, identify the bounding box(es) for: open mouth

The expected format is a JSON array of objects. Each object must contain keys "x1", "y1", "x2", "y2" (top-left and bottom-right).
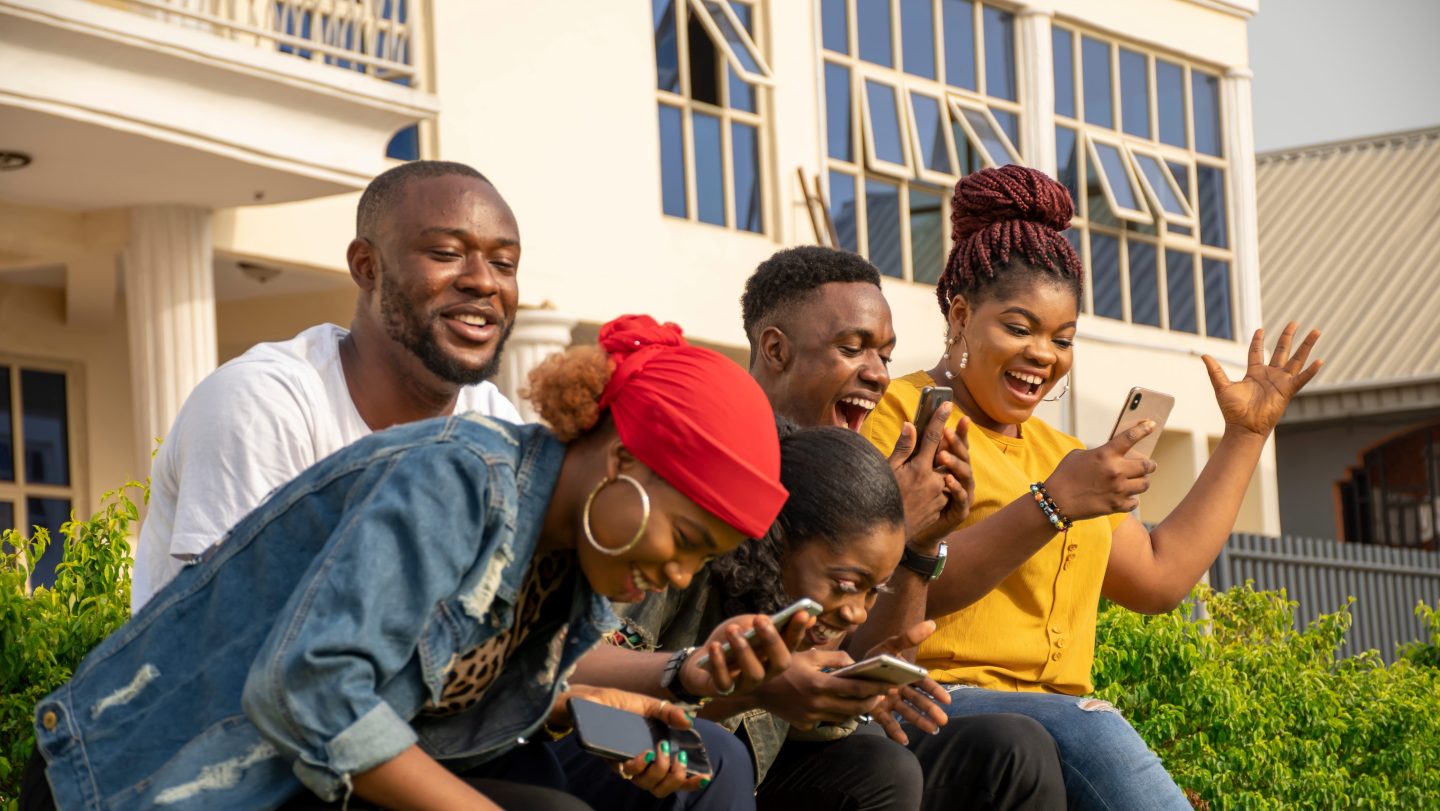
[
  {"x1": 806, "y1": 620, "x2": 849, "y2": 648},
  {"x1": 833, "y1": 396, "x2": 877, "y2": 431},
  {"x1": 630, "y1": 564, "x2": 662, "y2": 595},
  {"x1": 442, "y1": 311, "x2": 500, "y2": 344},
  {"x1": 1004, "y1": 370, "x2": 1046, "y2": 400}
]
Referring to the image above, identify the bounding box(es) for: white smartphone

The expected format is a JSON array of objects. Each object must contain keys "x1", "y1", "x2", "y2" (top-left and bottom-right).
[
  {"x1": 1108, "y1": 387, "x2": 1174, "y2": 460},
  {"x1": 828, "y1": 654, "x2": 928, "y2": 685},
  {"x1": 693, "y1": 597, "x2": 823, "y2": 669}
]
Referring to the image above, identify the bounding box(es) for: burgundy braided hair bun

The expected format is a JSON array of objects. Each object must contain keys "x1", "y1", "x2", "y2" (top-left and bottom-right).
[{"x1": 937, "y1": 164, "x2": 1083, "y2": 313}]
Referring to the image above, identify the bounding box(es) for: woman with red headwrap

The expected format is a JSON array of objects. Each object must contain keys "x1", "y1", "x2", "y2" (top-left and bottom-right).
[{"x1": 27, "y1": 315, "x2": 797, "y2": 811}]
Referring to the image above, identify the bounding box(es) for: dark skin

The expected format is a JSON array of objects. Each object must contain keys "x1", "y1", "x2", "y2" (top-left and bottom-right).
[{"x1": 341, "y1": 174, "x2": 520, "y2": 431}]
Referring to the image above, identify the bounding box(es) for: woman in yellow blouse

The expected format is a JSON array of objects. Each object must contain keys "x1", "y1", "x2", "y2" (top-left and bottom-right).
[{"x1": 860, "y1": 165, "x2": 1322, "y2": 811}]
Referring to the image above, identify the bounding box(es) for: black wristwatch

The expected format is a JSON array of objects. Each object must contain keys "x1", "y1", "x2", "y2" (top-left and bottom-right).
[
  {"x1": 899, "y1": 540, "x2": 948, "y2": 580},
  {"x1": 659, "y1": 646, "x2": 707, "y2": 705}
]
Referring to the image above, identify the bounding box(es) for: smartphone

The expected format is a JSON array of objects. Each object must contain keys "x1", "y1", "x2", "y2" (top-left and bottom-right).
[
  {"x1": 1108, "y1": 387, "x2": 1175, "y2": 460},
  {"x1": 692, "y1": 597, "x2": 823, "y2": 669},
  {"x1": 570, "y1": 698, "x2": 713, "y2": 779},
  {"x1": 828, "y1": 654, "x2": 928, "y2": 685},
  {"x1": 913, "y1": 386, "x2": 954, "y2": 438}
]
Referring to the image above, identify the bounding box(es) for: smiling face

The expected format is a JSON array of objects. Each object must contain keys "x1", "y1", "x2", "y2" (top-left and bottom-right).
[
  {"x1": 948, "y1": 275, "x2": 1079, "y2": 433},
  {"x1": 779, "y1": 523, "x2": 904, "y2": 650},
  {"x1": 761, "y1": 282, "x2": 896, "y2": 431},
  {"x1": 360, "y1": 174, "x2": 520, "y2": 386},
  {"x1": 576, "y1": 461, "x2": 747, "y2": 604}
]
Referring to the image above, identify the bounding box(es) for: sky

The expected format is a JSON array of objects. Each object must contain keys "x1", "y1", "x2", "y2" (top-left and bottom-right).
[{"x1": 1248, "y1": 0, "x2": 1440, "y2": 153}]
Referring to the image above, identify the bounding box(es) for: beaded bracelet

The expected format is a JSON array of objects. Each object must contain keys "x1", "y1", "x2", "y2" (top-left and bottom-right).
[{"x1": 1029, "y1": 482, "x2": 1074, "y2": 531}]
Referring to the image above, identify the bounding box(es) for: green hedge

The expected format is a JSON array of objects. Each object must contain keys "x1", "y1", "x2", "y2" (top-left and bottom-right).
[
  {"x1": 1, "y1": 486, "x2": 1437, "y2": 808},
  {"x1": 0, "y1": 484, "x2": 141, "y2": 809},
  {"x1": 1094, "y1": 586, "x2": 1440, "y2": 809}
]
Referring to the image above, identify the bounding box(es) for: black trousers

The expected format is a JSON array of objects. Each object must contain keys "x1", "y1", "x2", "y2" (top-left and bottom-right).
[{"x1": 755, "y1": 714, "x2": 1066, "y2": 811}]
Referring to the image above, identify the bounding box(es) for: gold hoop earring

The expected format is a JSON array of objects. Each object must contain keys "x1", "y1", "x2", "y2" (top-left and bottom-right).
[
  {"x1": 1042, "y1": 375, "x2": 1071, "y2": 402},
  {"x1": 583, "y1": 474, "x2": 651, "y2": 556}
]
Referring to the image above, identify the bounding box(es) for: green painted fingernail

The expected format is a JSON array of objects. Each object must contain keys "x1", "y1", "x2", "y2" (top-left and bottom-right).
[
  {"x1": 701, "y1": 778, "x2": 711, "y2": 788},
  {"x1": 660, "y1": 740, "x2": 671, "y2": 755},
  {"x1": 684, "y1": 711, "x2": 696, "y2": 721},
  {"x1": 678, "y1": 751, "x2": 688, "y2": 766},
  {"x1": 645, "y1": 752, "x2": 655, "y2": 764}
]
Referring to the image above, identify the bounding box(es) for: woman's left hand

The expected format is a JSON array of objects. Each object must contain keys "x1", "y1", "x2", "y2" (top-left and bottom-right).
[
  {"x1": 1203, "y1": 322, "x2": 1322, "y2": 439},
  {"x1": 557, "y1": 686, "x2": 708, "y2": 798}
]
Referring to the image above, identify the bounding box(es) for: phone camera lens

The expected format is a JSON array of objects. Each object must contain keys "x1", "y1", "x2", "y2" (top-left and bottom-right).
[{"x1": 1130, "y1": 395, "x2": 1142, "y2": 410}]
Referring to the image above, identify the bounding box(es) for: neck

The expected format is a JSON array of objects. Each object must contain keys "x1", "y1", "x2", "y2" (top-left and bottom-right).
[
  {"x1": 926, "y1": 357, "x2": 1020, "y2": 438},
  {"x1": 537, "y1": 442, "x2": 588, "y2": 556},
  {"x1": 340, "y1": 317, "x2": 463, "y2": 431}
]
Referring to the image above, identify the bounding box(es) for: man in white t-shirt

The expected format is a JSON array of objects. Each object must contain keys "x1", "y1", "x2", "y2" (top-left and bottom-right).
[{"x1": 132, "y1": 161, "x2": 524, "y2": 611}]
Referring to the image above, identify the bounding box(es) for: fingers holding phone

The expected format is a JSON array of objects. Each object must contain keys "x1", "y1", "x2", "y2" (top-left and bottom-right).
[
  {"x1": 569, "y1": 697, "x2": 710, "y2": 798},
  {"x1": 685, "y1": 599, "x2": 819, "y2": 697}
]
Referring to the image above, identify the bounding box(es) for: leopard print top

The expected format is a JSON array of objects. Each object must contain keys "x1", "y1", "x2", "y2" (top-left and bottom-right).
[{"x1": 423, "y1": 551, "x2": 575, "y2": 717}]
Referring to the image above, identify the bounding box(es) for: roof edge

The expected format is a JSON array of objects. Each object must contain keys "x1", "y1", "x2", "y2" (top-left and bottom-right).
[{"x1": 1257, "y1": 126, "x2": 1440, "y2": 165}]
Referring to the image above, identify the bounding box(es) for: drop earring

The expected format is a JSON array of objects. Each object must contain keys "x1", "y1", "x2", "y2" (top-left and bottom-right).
[
  {"x1": 1042, "y1": 375, "x2": 1072, "y2": 402},
  {"x1": 942, "y1": 333, "x2": 970, "y2": 380}
]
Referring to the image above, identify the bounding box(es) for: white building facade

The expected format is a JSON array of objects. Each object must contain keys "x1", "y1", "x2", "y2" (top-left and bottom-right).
[{"x1": 0, "y1": 0, "x2": 1275, "y2": 585}]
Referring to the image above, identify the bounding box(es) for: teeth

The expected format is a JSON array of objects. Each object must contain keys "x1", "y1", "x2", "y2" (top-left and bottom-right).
[
  {"x1": 839, "y1": 396, "x2": 876, "y2": 411},
  {"x1": 453, "y1": 314, "x2": 490, "y2": 327},
  {"x1": 1007, "y1": 371, "x2": 1044, "y2": 386},
  {"x1": 631, "y1": 564, "x2": 659, "y2": 593},
  {"x1": 811, "y1": 624, "x2": 844, "y2": 641}
]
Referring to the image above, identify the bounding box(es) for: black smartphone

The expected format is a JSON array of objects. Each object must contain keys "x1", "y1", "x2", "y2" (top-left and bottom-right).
[
  {"x1": 909, "y1": 386, "x2": 954, "y2": 457},
  {"x1": 570, "y1": 698, "x2": 714, "y2": 779}
]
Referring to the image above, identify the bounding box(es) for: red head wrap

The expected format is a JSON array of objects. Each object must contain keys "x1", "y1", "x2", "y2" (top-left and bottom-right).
[{"x1": 597, "y1": 315, "x2": 788, "y2": 539}]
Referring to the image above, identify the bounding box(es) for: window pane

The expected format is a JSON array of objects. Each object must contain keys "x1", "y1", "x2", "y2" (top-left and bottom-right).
[
  {"x1": 961, "y1": 106, "x2": 1014, "y2": 167},
  {"x1": 1134, "y1": 154, "x2": 1185, "y2": 217},
  {"x1": 693, "y1": 112, "x2": 725, "y2": 225},
  {"x1": 687, "y1": 16, "x2": 721, "y2": 104},
  {"x1": 1093, "y1": 141, "x2": 1139, "y2": 211},
  {"x1": 1202, "y1": 258, "x2": 1233, "y2": 339},
  {"x1": 26, "y1": 497, "x2": 70, "y2": 590},
  {"x1": 858, "y1": 0, "x2": 893, "y2": 67},
  {"x1": 822, "y1": 0, "x2": 848, "y2": 53},
  {"x1": 1156, "y1": 59, "x2": 1185, "y2": 147},
  {"x1": 982, "y1": 7, "x2": 1016, "y2": 101},
  {"x1": 0, "y1": 500, "x2": 12, "y2": 533},
  {"x1": 1053, "y1": 27, "x2": 1075, "y2": 117},
  {"x1": 658, "y1": 105, "x2": 687, "y2": 217},
  {"x1": 829, "y1": 171, "x2": 859, "y2": 251},
  {"x1": 1197, "y1": 165, "x2": 1228, "y2": 248},
  {"x1": 1082, "y1": 36, "x2": 1112, "y2": 128},
  {"x1": 1085, "y1": 160, "x2": 1118, "y2": 228},
  {"x1": 1128, "y1": 240, "x2": 1160, "y2": 326},
  {"x1": 0, "y1": 366, "x2": 12, "y2": 482},
  {"x1": 700, "y1": 0, "x2": 762, "y2": 74},
  {"x1": 910, "y1": 187, "x2": 945, "y2": 284},
  {"x1": 1063, "y1": 230, "x2": 1083, "y2": 312},
  {"x1": 953, "y1": 118, "x2": 983, "y2": 175},
  {"x1": 21, "y1": 369, "x2": 68, "y2": 487},
  {"x1": 653, "y1": 0, "x2": 681, "y2": 92},
  {"x1": 866, "y1": 178, "x2": 903, "y2": 278},
  {"x1": 385, "y1": 126, "x2": 419, "y2": 161},
  {"x1": 866, "y1": 80, "x2": 906, "y2": 165},
  {"x1": 910, "y1": 93, "x2": 952, "y2": 174},
  {"x1": 901, "y1": 0, "x2": 937, "y2": 79},
  {"x1": 1192, "y1": 70, "x2": 1222, "y2": 156},
  {"x1": 1166, "y1": 250, "x2": 1198, "y2": 334},
  {"x1": 826, "y1": 62, "x2": 853, "y2": 162},
  {"x1": 1119, "y1": 48, "x2": 1149, "y2": 138},
  {"x1": 1056, "y1": 126, "x2": 1080, "y2": 208},
  {"x1": 732, "y1": 122, "x2": 762, "y2": 233},
  {"x1": 991, "y1": 110, "x2": 1019, "y2": 154},
  {"x1": 1090, "y1": 233, "x2": 1123, "y2": 320},
  {"x1": 942, "y1": 0, "x2": 976, "y2": 91},
  {"x1": 727, "y1": 2, "x2": 756, "y2": 111}
]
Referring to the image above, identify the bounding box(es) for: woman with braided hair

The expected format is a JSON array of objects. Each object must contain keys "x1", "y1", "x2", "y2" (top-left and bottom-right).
[{"x1": 860, "y1": 164, "x2": 1323, "y2": 809}]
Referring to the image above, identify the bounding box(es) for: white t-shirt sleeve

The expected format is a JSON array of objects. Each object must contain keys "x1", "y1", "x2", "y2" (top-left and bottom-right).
[{"x1": 164, "y1": 363, "x2": 321, "y2": 560}]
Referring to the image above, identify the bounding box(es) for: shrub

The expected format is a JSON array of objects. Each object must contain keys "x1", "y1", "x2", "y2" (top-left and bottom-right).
[
  {"x1": 0, "y1": 484, "x2": 141, "y2": 808},
  {"x1": 1094, "y1": 585, "x2": 1440, "y2": 810},
  {"x1": 1397, "y1": 601, "x2": 1440, "y2": 669}
]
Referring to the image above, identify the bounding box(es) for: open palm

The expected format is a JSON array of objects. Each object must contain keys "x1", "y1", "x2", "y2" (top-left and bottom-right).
[{"x1": 1202, "y1": 322, "x2": 1323, "y2": 438}]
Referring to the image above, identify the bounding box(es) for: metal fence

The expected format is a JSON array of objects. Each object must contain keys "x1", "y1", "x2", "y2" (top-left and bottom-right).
[{"x1": 1209, "y1": 533, "x2": 1440, "y2": 661}]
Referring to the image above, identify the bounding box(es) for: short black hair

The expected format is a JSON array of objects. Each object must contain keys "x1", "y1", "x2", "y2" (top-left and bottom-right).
[
  {"x1": 708, "y1": 421, "x2": 905, "y2": 617},
  {"x1": 355, "y1": 160, "x2": 492, "y2": 239},
  {"x1": 740, "y1": 246, "x2": 882, "y2": 353}
]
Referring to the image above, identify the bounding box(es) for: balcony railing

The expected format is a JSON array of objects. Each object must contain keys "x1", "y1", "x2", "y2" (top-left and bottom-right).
[{"x1": 111, "y1": 0, "x2": 416, "y2": 83}]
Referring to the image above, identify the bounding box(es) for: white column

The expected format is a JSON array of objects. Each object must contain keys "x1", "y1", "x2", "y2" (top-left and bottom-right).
[
  {"x1": 1222, "y1": 68, "x2": 1263, "y2": 340},
  {"x1": 124, "y1": 206, "x2": 216, "y2": 479},
  {"x1": 496, "y1": 306, "x2": 578, "y2": 424},
  {"x1": 1016, "y1": 4, "x2": 1056, "y2": 177}
]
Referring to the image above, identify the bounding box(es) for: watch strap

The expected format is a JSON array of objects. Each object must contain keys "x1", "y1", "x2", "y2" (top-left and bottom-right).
[
  {"x1": 659, "y1": 646, "x2": 706, "y2": 705},
  {"x1": 899, "y1": 541, "x2": 947, "y2": 580}
]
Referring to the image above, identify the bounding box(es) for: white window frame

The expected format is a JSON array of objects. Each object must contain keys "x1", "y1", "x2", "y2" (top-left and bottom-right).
[
  {"x1": 905, "y1": 86, "x2": 958, "y2": 185},
  {"x1": 688, "y1": 0, "x2": 774, "y2": 85},
  {"x1": 1085, "y1": 131, "x2": 1152, "y2": 224},
  {"x1": 1126, "y1": 144, "x2": 1196, "y2": 228},
  {"x1": 859, "y1": 72, "x2": 913, "y2": 180},
  {"x1": 949, "y1": 96, "x2": 1022, "y2": 168}
]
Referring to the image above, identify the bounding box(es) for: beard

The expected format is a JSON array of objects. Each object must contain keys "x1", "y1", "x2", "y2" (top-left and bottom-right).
[{"x1": 379, "y1": 273, "x2": 512, "y2": 386}]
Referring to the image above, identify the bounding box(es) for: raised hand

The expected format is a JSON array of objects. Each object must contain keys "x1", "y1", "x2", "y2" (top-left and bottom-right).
[{"x1": 1203, "y1": 323, "x2": 1322, "y2": 439}]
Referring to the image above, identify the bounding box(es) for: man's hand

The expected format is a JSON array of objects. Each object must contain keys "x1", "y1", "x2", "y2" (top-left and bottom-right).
[
  {"x1": 860, "y1": 620, "x2": 951, "y2": 745},
  {"x1": 556, "y1": 686, "x2": 705, "y2": 798},
  {"x1": 752, "y1": 649, "x2": 896, "y2": 729},
  {"x1": 678, "y1": 613, "x2": 811, "y2": 698},
  {"x1": 888, "y1": 404, "x2": 973, "y2": 547}
]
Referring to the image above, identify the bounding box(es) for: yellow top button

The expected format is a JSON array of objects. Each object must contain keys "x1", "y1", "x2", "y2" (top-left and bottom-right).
[
  {"x1": 1051, "y1": 652, "x2": 1062, "y2": 661},
  {"x1": 1056, "y1": 639, "x2": 1067, "y2": 648},
  {"x1": 41, "y1": 710, "x2": 58, "y2": 731},
  {"x1": 1051, "y1": 625, "x2": 1063, "y2": 634}
]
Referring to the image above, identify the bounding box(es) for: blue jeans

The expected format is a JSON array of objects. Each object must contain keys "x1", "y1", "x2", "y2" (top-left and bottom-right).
[{"x1": 939, "y1": 686, "x2": 1189, "y2": 811}]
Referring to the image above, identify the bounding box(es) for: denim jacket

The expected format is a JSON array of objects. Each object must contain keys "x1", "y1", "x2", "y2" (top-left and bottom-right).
[{"x1": 34, "y1": 416, "x2": 617, "y2": 811}]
